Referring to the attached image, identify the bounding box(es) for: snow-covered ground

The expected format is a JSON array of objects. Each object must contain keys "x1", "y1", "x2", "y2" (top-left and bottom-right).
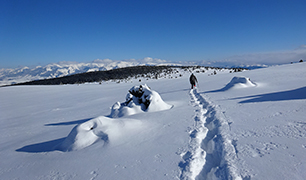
[{"x1": 0, "y1": 63, "x2": 305, "y2": 180}]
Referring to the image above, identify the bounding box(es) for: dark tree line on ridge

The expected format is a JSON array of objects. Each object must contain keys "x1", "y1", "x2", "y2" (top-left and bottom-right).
[{"x1": 9, "y1": 65, "x2": 245, "y2": 86}]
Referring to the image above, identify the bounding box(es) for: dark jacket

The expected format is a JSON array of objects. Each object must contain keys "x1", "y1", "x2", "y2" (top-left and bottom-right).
[{"x1": 189, "y1": 74, "x2": 198, "y2": 85}]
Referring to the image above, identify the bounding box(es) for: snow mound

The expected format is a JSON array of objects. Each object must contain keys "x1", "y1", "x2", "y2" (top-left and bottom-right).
[
  {"x1": 58, "y1": 117, "x2": 107, "y2": 151},
  {"x1": 224, "y1": 76, "x2": 256, "y2": 89},
  {"x1": 58, "y1": 116, "x2": 143, "y2": 151},
  {"x1": 57, "y1": 84, "x2": 171, "y2": 151},
  {"x1": 110, "y1": 84, "x2": 173, "y2": 118}
]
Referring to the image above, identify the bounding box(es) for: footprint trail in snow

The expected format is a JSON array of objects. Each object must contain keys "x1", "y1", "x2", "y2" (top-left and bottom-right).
[{"x1": 179, "y1": 89, "x2": 242, "y2": 180}]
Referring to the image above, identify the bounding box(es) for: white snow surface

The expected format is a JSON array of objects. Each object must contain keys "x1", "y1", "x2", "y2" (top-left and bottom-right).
[{"x1": 0, "y1": 63, "x2": 306, "y2": 180}]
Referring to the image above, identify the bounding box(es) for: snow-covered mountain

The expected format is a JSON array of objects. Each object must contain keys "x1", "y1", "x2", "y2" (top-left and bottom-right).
[{"x1": 0, "y1": 58, "x2": 177, "y2": 86}]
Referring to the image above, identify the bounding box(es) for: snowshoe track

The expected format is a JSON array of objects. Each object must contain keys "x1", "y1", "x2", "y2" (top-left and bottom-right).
[{"x1": 179, "y1": 89, "x2": 242, "y2": 180}]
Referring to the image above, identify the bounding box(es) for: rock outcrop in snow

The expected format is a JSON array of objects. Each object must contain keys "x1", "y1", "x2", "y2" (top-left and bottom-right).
[
  {"x1": 58, "y1": 85, "x2": 172, "y2": 151},
  {"x1": 110, "y1": 84, "x2": 173, "y2": 118}
]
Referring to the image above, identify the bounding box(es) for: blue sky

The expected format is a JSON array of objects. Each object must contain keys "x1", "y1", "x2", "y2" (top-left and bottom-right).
[{"x1": 1, "y1": 0, "x2": 306, "y2": 68}]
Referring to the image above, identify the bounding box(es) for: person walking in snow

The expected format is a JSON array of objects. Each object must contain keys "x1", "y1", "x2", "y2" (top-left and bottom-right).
[{"x1": 189, "y1": 73, "x2": 198, "y2": 89}]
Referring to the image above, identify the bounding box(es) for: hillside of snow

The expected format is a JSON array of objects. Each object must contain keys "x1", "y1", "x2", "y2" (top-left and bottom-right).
[
  {"x1": 0, "y1": 58, "x2": 176, "y2": 86},
  {"x1": 0, "y1": 63, "x2": 305, "y2": 180}
]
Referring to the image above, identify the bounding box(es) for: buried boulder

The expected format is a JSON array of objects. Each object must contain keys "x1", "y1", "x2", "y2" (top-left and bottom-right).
[
  {"x1": 57, "y1": 116, "x2": 143, "y2": 151},
  {"x1": 206, "y1": 76, "x2": 256, "y2": 93},
  {"x1": 221, "y1": 76, "x2": 256, "y2": 91},
  {"x1": 57, "y1": 117, "x2": 108, "y2": 151},
  {"x1": 57, "y1": 84, "x2": 171, "y2": 151},
  {"x1": 110, "y1": 84, "x2": 173, "y2": 118}
]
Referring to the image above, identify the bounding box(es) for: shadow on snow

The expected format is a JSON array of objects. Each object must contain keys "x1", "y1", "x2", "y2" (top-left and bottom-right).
[
  {"x1": 16, "y1": 117, "x2": 93, "y2": 153},
  {"x1": 16, "y1": 138, "x2": 65, "y2": 153},
  {"x1": 232, "y1": 86, "x2": 306, "y2": 103},
  {"x1": 203, "y1": 84, "x2": 235, "y2": 93},
  {"x1": 44, "y1": 118, "x2": 93, "y2": 126}
]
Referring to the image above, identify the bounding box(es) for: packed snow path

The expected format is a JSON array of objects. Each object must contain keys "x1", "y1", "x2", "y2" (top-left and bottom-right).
[{"x1": 179, "y1": 89, "x2": 241, "y2": 180}]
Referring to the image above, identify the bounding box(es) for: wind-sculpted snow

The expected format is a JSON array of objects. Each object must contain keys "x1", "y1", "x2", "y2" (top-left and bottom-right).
[
  {"x1": 206, "y1": 76, "x2": 256, "y2": 93},
  {"x1": 58, "y1": 116, "x2": 143, "y2": 151},
  {"x1": 58, "y1": 117, "x2": 107, "y2": 151},
  {"x1": 227, "y1": 76, "x2": 256, "y2": 88},
  {"x1": 59, "y1": 84, "x2": 172, "y2": 151},
  {"x1": 179, "y1": 89, "x2": 241, "y2": 180}
]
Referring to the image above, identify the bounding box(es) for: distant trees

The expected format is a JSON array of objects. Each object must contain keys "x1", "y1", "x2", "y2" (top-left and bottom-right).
[{"x1": 10, "y1": 65, "x2": 247, "y2": 86}]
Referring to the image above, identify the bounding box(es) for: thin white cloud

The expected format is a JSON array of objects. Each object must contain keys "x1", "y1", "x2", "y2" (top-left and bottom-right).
[
  {"x1": 138, "y1": 57, "x2": 167, "y2": 64},
  {"x1": 92, "y1": 59, "x2": 114, "y2": 64},
  {"x1": 91, "y1": 57, "x2": 169, "y2": 65},
  {"x1": 197, "y1": 45, "x2": 306, "y2": 68},
  {"x1": 296, "y1": 44, "x2": 306, "y2": 50},
  {"x1": 226, "y1": 45, "x2": 306, "y2": 65}
]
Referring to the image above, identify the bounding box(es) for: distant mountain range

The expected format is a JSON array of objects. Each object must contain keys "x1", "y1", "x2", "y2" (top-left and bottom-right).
[
  {"x1": 0, "y1": 57, "x2": 270, "y2": 86},
  {"x1": 0, "y1": 58, "x2": 177, "y2": 86}
]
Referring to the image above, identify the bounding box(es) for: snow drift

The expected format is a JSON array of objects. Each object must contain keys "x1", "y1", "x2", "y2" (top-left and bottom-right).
[
  {"x1": 58, "y1": 117, "x2": 107, "y2": 151},
  {"x1": 58, "y1": 84, "x2": 172, "y2": 151},
  {"x1": 205, "y1": 76, "x2": 256, "y2": 93},
  {"x1": 218, "y1": 76, "x2": 256, "y2": 91},
  {"x1": 58, "y1": 116, "x2": 143, "y2": 151},
  {"x1": 227, "y1": 76, "x2": 256, "y2": 88},
  {"x1": 110, "y1": 84, "x2": 173, "y2": 118}
]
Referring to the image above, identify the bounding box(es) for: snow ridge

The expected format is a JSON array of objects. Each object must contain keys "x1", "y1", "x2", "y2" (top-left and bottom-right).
[{"x1": 179, "y1": 89, "x2": 242, "y2": 180}]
